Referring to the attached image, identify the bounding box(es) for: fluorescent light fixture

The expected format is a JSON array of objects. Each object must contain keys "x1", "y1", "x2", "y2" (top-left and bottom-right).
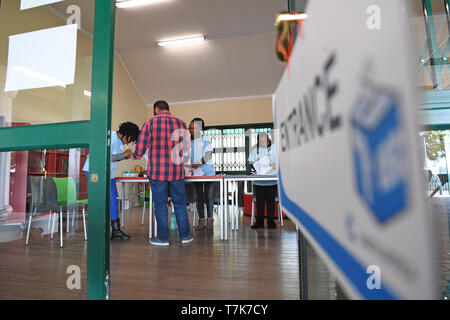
[
  {"x1": 275, "y1": 13, "x2": 308, "y2": 24},
  {"x1": 116, "y1": 0, "x2": 170, "y2": 8},
  {"x1": 84, "y1": 90, "x2": 91, "y2": 97},
  {"x1": 157, "y1": 36, "x2": 205, "y2": 47},
  {"x1": 12, "y1": 66, "x2": 66, "y2": 88}
]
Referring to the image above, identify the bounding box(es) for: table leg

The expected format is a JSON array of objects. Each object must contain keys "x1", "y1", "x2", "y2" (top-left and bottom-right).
[
  {"x1": 230, "y1": 181, "x2": 235, "y2": 231},
  {"x1": 121, "y1": 182, "x2": 125, "y2": 228},
  {"x1": 149, "y1": 187, "x2": 153, "y2": 239},
  {"x1": 224, "y1": 180, "x2": 228, "y2": 240},
  {"x1": 235, "y1": 181, "x2": 239, "y2": 231},
  {"x1": 220, "y1": 179, "x2": 223, "y2": 240}
]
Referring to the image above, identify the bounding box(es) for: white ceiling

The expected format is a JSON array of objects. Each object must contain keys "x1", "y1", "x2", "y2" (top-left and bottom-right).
[{"x1": 52, "y1": 0, "x2": 288, "y2": 106}]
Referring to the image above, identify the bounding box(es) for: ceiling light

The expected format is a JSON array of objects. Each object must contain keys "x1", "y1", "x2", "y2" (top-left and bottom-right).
[
  {"x1": 157, "y1": 36, "x2": 205, "y2": 47},
  {"x1": 116, "y1": 0, "x2": 170, "y2": 8},
  {"x1": 275, "y1": 13, "x2": 308, "y2": 24}
]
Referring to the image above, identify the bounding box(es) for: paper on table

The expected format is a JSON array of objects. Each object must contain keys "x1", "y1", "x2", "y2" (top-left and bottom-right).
[
  {"x1": 192, "y1": 167, "x2": 205, "y2": 177},
  {"x1": 253, "y1": 155, "x2": 272, "y2": 175}
]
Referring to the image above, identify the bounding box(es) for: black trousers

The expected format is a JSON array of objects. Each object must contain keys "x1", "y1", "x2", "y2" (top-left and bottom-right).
[
  {"x1": 194, "y1": 182, "x2": 214, "y2": 219},
  {"x1": 254, "y1": 185, "x2": 277, "y2": 225}
]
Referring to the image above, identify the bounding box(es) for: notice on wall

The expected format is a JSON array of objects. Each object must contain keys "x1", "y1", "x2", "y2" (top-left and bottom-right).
[
  {"x1": 20, "y1": 0, "x2": 64, "y2": 10},
  {"x1": 4, "y1": 24, "x2": 77, "y2": 92},
  {"x1": 273, "y1": 0, "x2": 439, "y2": 299}
]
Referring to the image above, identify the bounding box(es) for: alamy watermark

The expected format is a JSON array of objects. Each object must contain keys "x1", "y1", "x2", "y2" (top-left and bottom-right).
[
  {"x1": 366, "y1": 265, "x2": 381, "y2": 290},
  {"x1": 66, "y1": 265, "x2": 81, "y2": 290},
  {"x1": 367, "y1": 5, "x2": 381, "y2": 30}
]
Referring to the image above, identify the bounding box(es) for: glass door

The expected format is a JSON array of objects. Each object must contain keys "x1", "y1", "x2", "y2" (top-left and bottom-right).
[{"x1": 0, "y1": 0, "x2": 116, "y2": 300}]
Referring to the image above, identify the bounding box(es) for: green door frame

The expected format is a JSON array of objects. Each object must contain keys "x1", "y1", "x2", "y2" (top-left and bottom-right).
[{"x1": 0, "y1": 0, "x2": 116, "y2": 300}]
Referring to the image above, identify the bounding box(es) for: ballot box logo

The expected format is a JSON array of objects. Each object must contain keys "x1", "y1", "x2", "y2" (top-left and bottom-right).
[{"x1": 351, "y1": 87, "x2": 408, "y2": 224}]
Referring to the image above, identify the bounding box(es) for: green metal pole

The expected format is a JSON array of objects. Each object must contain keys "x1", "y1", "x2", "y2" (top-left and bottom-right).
[{"x1": 87, "y1": 0, "x2": 116, "y2": 300}]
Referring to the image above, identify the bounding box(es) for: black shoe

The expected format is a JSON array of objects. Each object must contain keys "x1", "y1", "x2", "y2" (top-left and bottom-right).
[
  {"x1": 268, "y1": 222, "x2": 276, "y2": 229},
  {"x1": 111, "y1": 219, "x2": 131, "y2": 240},
  {"x1": 251, "y1": 223, "x2": 263, "y2": 229}
]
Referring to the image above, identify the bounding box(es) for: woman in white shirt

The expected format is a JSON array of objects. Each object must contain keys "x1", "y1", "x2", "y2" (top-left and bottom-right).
[
  {"x1": 188, "y1": 118, "x2": 216, "y2": 230},
  {"x1": 248, "y1": 132, "x2": 277, "y2": 229}
]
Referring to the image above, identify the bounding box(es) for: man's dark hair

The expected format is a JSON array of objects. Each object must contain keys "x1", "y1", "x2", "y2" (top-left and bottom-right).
[
  {"x1": 153, "y1": 100, "x2": 170, "y2": 111},
  {"x1": 190, "y1": 117, "x2": 205, "y2": 130},
  {"x1": 118, "y1": 122, "x2": 140, "y2": 143}
]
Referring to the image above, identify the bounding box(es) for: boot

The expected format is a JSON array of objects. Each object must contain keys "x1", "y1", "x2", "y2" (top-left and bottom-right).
[
  {"x1": 111, "y1": 219, "x2": 131, "y2": 240},
  {"x1": 195, "y1": 219, "x2": 205, "y2": 231},
  {"x1": 207, "y1": 218, "x2": 214, "y2": 230}
]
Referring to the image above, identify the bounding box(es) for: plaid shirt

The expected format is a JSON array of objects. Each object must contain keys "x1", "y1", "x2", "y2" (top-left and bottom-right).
[{"x1": 134, "y1": 110, "x2": 189, "y2": 181}]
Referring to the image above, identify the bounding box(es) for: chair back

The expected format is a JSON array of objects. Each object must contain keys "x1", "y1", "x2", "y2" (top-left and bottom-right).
[
  {"x1": 28, "y1": 175, "x2": 58, "y2": 211},
  {"x1": 53, "y1": 177, "x2": 78, "y2": 205},
  {"x1": 43, "y1": 176, "x2": 58, "y2": 207},
  {"x1": 28, "y1": 176, "x2": 45, "y2": 207}
]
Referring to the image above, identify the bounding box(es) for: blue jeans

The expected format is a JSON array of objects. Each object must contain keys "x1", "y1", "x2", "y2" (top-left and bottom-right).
[
  {"x1": 149, "y1": 179, "x2": 191, "y2": 241},
  {"x1": 83, "y1": 171, "x2": 119, "y2": 221}
]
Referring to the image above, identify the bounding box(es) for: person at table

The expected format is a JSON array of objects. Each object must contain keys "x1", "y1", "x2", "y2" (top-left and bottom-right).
[
  {"x1": 188, "y1": 118, "x2": 215, "y2": 231},
  {"x1": 133, "y1": 100, "x2": 193, "y2": 246},
  {"x1": 82, "y1": 121, "x2": 140, "y2": 240},
  {"x1": 248, "y1": 132, "x2": 278, "y2": 229}
]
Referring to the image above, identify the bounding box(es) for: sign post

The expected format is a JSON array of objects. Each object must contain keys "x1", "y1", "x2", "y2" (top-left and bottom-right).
[{"x1": 274, "y1": 0, "x2": 439, "y2": 299}]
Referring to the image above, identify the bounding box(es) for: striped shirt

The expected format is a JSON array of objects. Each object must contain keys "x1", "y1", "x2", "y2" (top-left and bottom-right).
[{"x1": 133, "y1": 110, "x2": 188, "y2": 181}]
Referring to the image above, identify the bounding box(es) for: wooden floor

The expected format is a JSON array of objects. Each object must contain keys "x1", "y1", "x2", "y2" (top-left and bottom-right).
[{"x1": 0, "y1": 207, "x2": 300, "y2": 300}]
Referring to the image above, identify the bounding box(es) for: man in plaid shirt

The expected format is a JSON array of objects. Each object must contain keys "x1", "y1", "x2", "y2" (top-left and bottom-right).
[{"x1": 134, "y1": 100, "x2": 193, "y2": 246}]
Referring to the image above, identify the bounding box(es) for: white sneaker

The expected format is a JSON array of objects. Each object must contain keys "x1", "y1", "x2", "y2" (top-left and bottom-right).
[
  {"x1": 181, "y1": 236, "x2": 193, "y2": 244},
  {"x1": 150, "y1": 238, "x2": 169, "y2": 246}
]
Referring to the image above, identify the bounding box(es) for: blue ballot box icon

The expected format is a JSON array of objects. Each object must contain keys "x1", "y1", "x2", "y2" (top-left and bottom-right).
[{"x1": 351, "y1": 88, "x2": 408, "y2": 224}]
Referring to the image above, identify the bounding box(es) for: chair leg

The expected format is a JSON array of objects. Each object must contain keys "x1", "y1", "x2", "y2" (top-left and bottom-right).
[
  {"x1": 141, "y1": 200, "x2": 146, "y2": 225},
  {"x1": 66, "y1": 211, "x2": 70, "y2": 234},
  {"x1": 279, "y1": 205, "x2": 284, "y2": 228},
  {"x1": 72, "y1": 210, "x2": 75, "y2": 230},
  {"x1": 82, "y1": 208, "x2": 87, "y2": 241},
  {"x1": 25, "y1": 212, "x2": 33, "y2": 245},
  {"x1": 51, "y1": 212, "x2": 56, "y2": 239},
  {"x1": 251, "y1": 200, "x2": 255, "y2": 226},
  {"x1": 47, "y1": 210, "x2": 52, "y2": 232},
  {"x1": 193, "y1": 205, "x2": 197, "y2": 227},
  {"x1": 60, "y1": 210, "x2": 63, "y2": 248}
]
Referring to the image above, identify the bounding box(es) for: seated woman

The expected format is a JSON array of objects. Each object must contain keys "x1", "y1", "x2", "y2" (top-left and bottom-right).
[
  {"x1": 188, "y1": 118, "x2": 216, "y2": 230},
  {"x1": 248, "y1": 132, "x2": 277, "y2": 229}
]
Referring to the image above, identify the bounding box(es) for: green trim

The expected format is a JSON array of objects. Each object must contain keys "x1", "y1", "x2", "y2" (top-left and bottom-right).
[
  {"x1": 419, "y1": 107, "x2": 450, "y2": 111},
  {"x1": 86, "y1": 0, "x2": 116, "y2": 300},
  {"x1": 422, "y1": 124, "x2": 450, "y2": 131},
  {"x1": 0, "y1": 121, "x2": 89, "y2": 152}
]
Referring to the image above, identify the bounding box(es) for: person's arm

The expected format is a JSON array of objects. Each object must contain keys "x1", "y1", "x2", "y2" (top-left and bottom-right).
[
  {"x1": 133, "y1": 122, "x2": 150, "y2": 159},
  {"x1": 111, "y1": 153, "x2": 126, "y2": 162}
]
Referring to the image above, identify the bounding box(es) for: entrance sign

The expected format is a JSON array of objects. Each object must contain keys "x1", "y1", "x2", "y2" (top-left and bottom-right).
[{"x1": 273, "y1": 0, "x2": 439, "y2": 299}]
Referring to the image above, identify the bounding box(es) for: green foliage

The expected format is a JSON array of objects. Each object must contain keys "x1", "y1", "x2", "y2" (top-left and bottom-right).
[{"x1": 421, "y1": 131, "x2": 447, "y2": 160}]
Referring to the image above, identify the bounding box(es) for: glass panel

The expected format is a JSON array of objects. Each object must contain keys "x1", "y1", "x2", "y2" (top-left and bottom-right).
[
  {"x1": 420, "y1": 129, "x2": 450, "y2": 298},
  {"x1": 0, "y1": 0, "x2": 94, "y2": 127},
  {"x1": 410, "y1": 0, "x2": 450, "y2": 91},
  {"x1": 0, "y1": 147, "x2": 88, "y2": 298}
]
